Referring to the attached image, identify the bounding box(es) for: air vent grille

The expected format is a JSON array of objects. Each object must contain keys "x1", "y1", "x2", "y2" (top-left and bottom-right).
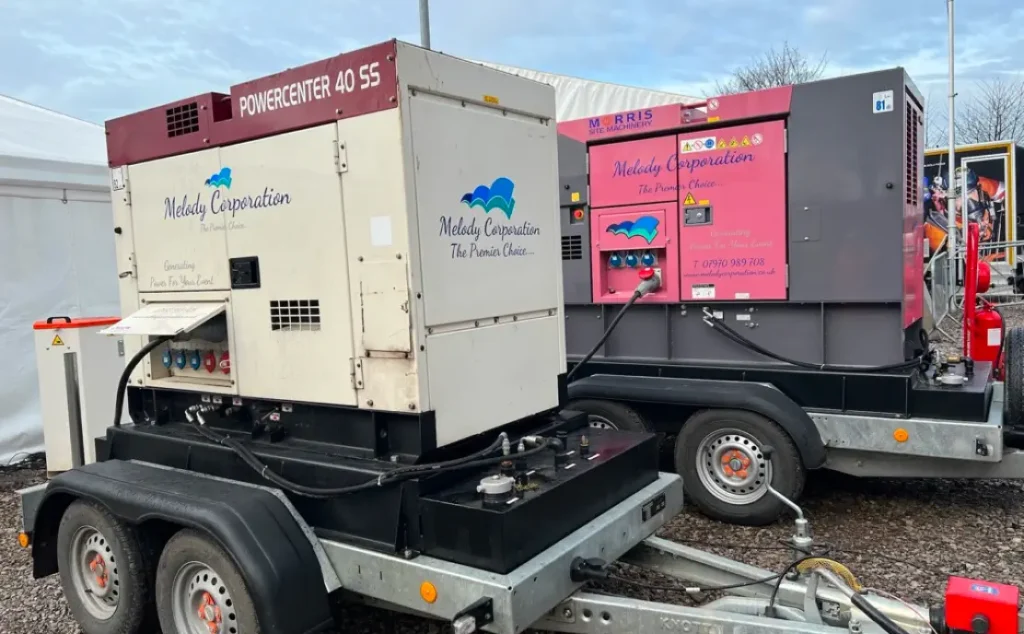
[
  {"x1": 562, "y1": 235, "x2": 583, "y2": 261},
  {"x1": 271, "y1": 299, "x2": 321, "y2": 332},
  {"x1": 166, "y1": 102, "x2": 200, "y2": 138},
  {"x1": 906, "y1": 96, "x2": 922, "y2": 206}
]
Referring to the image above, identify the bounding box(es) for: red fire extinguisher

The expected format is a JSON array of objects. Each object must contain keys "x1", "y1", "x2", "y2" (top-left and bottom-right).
[{"x1": 963, "y1": 222, "x2": 1004, "y2": 372}]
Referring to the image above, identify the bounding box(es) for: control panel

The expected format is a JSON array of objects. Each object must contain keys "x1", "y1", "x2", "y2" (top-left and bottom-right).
[{"x1": 589, "y1": 203, "x2": 680, "y2": 303}]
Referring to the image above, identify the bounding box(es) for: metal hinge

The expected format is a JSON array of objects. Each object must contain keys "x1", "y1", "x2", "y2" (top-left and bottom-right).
[
  {"x1": 118, "y1": 253, "x2": 138, "y2": 280},
  {"x1": 335, "y1": 140, "x2": 349, "y2": 174},
  {"x1": 784, "y1": 129, "x2": 788, "y2": 154},
  {"x1": 351, "y1": 357, "x2": 364, "y2": 389},
  {"x1": 785, "y1": 264, "x2": 790, "y2": 287}
]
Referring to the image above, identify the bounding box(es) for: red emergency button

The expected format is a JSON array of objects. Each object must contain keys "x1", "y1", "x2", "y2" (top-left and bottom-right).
[
  {"x1": 203, "y1": 352, "x2": 217, "y2": 373},
  {"x1": 638, "y1": 267, "x2": 656, "y2": 281},
  {"x1": 218, "y1": 351, "x2": 231, "y2": 375},
  {"x1": 572, "y1": 208, "x2": 585, "y2": 221}
]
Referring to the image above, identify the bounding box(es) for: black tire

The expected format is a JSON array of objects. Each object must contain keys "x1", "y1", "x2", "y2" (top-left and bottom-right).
[
  {"x1": 155, "y1": 529, "x2": 261, "y2": 634},
  {"x1": 675, "y1": 409, "x2": 805, "y2": 526},
  {"x1": 56, "y1": 500, "x2": 154, "y2": 634},
  {"x1": 566, "y1": 399, "x2": 649, "y2": 432},
  {"x1": 1005, "y1": 327, "x2": 1024, "y2": 426}
]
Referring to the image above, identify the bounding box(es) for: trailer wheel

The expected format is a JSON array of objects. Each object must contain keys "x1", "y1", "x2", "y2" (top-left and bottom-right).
[
  {"x1": 567, "y1": 399, "x2": 649, "y2": 432},
  {"x1": 155, "y1": 529, "x2": 260, "y2": 634},
  {"x1": 1005, "y1": 327, "x2": 1024, "y2": 426},
  {"x1": 676, "y1": 409, "x2": 804, "y2": 526},
  {"x1": 56, "y1": 500, "x2": 153, "y2": 634}
]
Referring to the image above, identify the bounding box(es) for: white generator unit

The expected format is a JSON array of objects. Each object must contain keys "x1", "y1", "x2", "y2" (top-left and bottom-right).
[{"x1": 103, "y1": 40, "x2": 565, "y2": 447}]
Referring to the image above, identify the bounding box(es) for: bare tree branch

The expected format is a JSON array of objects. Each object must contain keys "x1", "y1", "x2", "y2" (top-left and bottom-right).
[
  {"x1": 924, "y1": 87, "x2": 949, "y2": 148},
  {"x1": 954, "y1": 77, "x2": 1024, "y2": 145},
  {"x1": 714, "y1": 42, "x2": 828, "y2": 95}
]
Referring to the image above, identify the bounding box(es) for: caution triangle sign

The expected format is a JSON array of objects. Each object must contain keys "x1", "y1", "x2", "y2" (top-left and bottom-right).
[
  {"x1": 717, "y1": 139, "x2": 727, "y2": 148},
  {"x1": 729, "y1": 137, "x2": 738, "y2": 148},
  {"x1": 51, "y1": 334, "x2": 64, "y2": 346},
  {"x1": 683, "y1": 192, "x2": 697, "y2": 205},
  {"x1": 741, "y1": 136, "x2": 751, "y2": 146}
]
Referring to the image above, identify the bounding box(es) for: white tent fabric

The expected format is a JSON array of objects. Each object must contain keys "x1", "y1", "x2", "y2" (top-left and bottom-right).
[
  {"x1": 0, "y1": 96, "x2": 119, "y2": 465},
  {"x1": 472, "y1": 61, "x2": 700, "y2": 121}
]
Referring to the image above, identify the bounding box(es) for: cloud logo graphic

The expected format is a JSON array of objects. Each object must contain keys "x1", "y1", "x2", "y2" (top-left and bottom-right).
[
  {"x1": 460, "y1": 177, "x2": 516, "y2": 219},
  {"x1": 606, "y1": 215, "x2": 660, "y2": 244},
  {"x1": 205, "y1": 167, "x2": 232, "y2": 189}
]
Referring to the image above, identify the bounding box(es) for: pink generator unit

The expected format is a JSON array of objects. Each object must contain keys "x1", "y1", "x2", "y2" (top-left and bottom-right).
[{"x1": 555, "y1": 68, "x2": 926, "y2": 368}]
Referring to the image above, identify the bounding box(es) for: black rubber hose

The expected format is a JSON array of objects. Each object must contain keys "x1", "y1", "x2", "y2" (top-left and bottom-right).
[
  {"x1": 566, "y1": 290, "x2": 642, "y2": 382},
  {"x1": 851, "y1": 593, "x2": 913, "y2": 634},
  {"x1": 707, "y1": 317, "x2": 924, "y2": 373},
  {"x1": 113, "y1": 336, "x2": 173, "y2": 427},
  {"x1": 191, "y1": 419, "x2": 552, "y2": 498}
]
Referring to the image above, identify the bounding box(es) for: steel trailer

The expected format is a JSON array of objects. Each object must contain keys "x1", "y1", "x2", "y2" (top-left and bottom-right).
[
  {"x1": 17, "y1": 454, "x2": 1024, "y2": 634},
  {"x1": 554, "y1": 69, "x2": 1024, "y2": 526}
]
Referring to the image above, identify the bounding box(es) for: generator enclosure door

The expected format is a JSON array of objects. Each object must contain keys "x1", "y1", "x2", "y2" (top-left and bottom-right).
[{"x1": 677, "y1": 121, "x2": 788, "y2": 301}]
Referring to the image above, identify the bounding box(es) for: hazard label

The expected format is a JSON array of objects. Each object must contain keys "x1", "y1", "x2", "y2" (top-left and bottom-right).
[
  {"x1": 729, "y1": 138, "x2": 738, "y2": 148},
  {"x1": 717, "y1": 139, "x2": 727, "y2": 149},
  {"x1": 741, "y1": 136, "x2": 751, "y2": 147},
  {"x1": 683, "y1": 192, "x2": 697, "y2": 205},
  {"x1": 51, "y1": 334, "x2": 64, "y2": 346}
]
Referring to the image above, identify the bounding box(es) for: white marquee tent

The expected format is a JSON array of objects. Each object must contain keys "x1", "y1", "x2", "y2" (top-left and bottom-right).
[
  {"x1": 0, "y1": 95, "x2": 119, "y2": 465},
  {"x1": 473, "y1": 61, "x2": 700, "y2": 121}
]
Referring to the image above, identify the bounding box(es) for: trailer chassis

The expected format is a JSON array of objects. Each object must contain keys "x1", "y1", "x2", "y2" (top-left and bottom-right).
[{"x1": 19, "y1": 460, "x2": 1004, "y2": 634}]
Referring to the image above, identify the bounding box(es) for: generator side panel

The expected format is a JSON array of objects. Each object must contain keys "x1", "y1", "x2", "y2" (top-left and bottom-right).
[
  {"x1": 787, "y1": 69, "x2": 907, "y2": 304},
  {"x1": 397, "y1": 44, "x2": 564, "y2": 446},
  {"x1": 219, "y1": 122, "x2": 360, "y2": 407},
  {"x1": 337, "y1": 108, "x2": 421, "y2": 414},
  {"x1": 902, "y1": 81, "x2": 925, "y2": 328},
  {"x1": 558, "y1": 134, "x2": 593, "y2": 305},
  {"x1": 564, "y1": 301, "x2": 904, "y2": 366}
]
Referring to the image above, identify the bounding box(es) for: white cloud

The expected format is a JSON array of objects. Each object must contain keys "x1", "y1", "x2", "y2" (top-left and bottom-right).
[{"x1": 0, "y1": 0, "x2": 1022, "y2": 122}]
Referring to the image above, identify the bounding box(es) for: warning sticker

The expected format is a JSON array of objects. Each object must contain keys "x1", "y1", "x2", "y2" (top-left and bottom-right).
[
  {"x1": 692, "y1": 284, "x2": 716, "y2": 299},
  {"x1": 683, "y1": 192, "x2": 697, "y2": 205},
  {"x1": 708, "y1": 98, "x2": 719, "y2": 111},
  {"x1": 699, "y1": 199, "x2": 710, "y2": 205},
  {"x1": 741, "y1": 136, "x2": 751, "y2": 147},
  {"x1": 729, "y1": 137, "x2": 739, "y2": 148},
  {"x1": 51, "y1": 334, "x2": 64, "y2": 346},
  {"x1": 680, "y1": 136, "x2": 717, "y2": 154},
  {"x1": 571, "y1": 192, "x2": 580, "y2": 202},
  {"x1": 751, "y1": 133, "x2": 763, "y2": 145}
]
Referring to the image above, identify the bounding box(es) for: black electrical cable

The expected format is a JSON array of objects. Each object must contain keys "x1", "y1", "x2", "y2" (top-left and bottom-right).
[
  {"x1": 851, "y1": 593, "x2": 914, "y2": 634},
  {"x1": 767, "y1": 555, "x2": 820, "y2": 613},
  {"x1": 705, "y1": 316, "x2": 925, "y2": 373},
  {"x1": 113, "y1": 335, "x2": 174, "y2": 427},
  {"x1": 566, "y1": 290, "x2": 642, "y2": 382},
  {"x1": 190, "y1": 418, "x2": 552, "y2": 498}
]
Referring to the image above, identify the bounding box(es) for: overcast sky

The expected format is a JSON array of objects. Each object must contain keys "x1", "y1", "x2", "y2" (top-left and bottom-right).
[{"x1": 2, "y1": 0, "x2": 1023, "y2": 124}]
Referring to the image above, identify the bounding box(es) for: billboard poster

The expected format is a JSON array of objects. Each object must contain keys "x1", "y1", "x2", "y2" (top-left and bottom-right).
[{"x1": 924, "y1": 144, "x2": 1014, "y2": 263}]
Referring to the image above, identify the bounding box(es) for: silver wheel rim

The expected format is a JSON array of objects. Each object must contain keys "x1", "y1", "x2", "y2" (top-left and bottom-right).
[
  {"x1": 171, "y1": 561, "x2": 238, "y2": 634},
  {"x1": 68, "y1": 525, "x2": 121, "y2": 620},
  {"x1": 695, "y1": 428, "x2": 771, "y2": 505},
  {"x1": 587, "y1": 415, "x2": 617, "y2": 430}
]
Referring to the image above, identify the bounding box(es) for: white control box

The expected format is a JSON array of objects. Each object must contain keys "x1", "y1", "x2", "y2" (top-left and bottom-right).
[
  {"x1": 33, "y1": 318, "x2": 125, "y2": 473},
  {"x1": 105, "y1": 42, "x2": 565, "y2": 447}
]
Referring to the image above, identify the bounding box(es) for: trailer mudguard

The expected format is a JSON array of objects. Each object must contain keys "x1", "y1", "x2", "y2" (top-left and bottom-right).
[
  {"x1": 30, "y1": 459, "x2": 332, "y2": 634},
  {"x1": 568, "y1": 374, "x2": 827, "y2": 469}
]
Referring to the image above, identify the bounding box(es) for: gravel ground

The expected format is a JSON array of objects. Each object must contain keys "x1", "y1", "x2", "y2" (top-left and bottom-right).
[{"x1": 3, "y1": 308, "x2": 1022, "y2": 633}]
